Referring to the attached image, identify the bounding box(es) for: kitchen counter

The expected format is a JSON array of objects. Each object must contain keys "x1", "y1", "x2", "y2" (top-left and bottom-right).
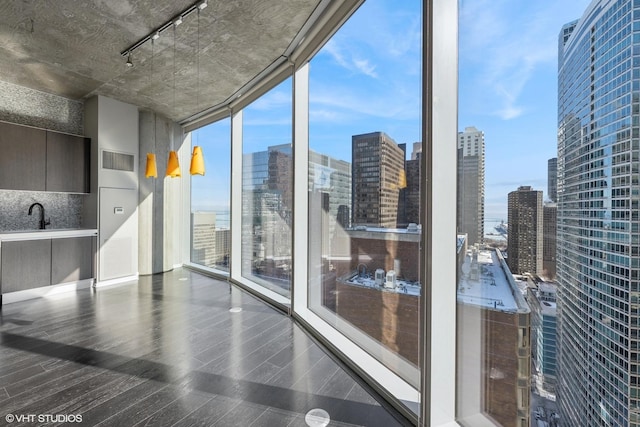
[
  {"x1": 1, "y1": 228, "x2": 98, "y2": 304},
  {"x1": 0, "y1": 228, "x2": 97, "y2": 241}
]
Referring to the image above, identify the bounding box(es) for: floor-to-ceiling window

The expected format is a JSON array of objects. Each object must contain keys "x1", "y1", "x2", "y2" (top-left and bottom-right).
[
  {"x1": 240, "y1": 78, "x2": 293, "y2": 298},
  {"x1": 189, "y1": 118, "x2": 231, "y2": 274},
  {"x1": 306, "y1": 0, "x2": 422, "y2": 385}
]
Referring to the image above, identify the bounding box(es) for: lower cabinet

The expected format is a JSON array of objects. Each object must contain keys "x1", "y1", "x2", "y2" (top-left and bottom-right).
[
  {"x1": 1, "y1": 236, "x2": 94, "y2": 294},
  {"x1": 1, "y1": 240, "x2": 52, "y2": 293},
  {"x1": 52, "y1": 237, "x2": 93, "y2": 284}
]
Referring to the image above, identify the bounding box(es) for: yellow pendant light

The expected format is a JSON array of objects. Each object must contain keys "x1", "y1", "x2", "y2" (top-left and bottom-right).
[
  {"x1": 190, "y1": 146, "x2": 205, "y2": 175},
  {"x1": 188, "y1": 10, "x2": 206, "y2": 177},
  {"x1": 166, "y1": 150, "x2": 181, "y2": 177},
  {"x1": 145, "y1": 153, "x2": 158, "y2": 178}
]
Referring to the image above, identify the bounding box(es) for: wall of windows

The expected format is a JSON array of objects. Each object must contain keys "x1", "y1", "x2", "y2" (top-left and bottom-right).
[{"x1": 184, "y1": 1, "x2": 461, "y2": 425}]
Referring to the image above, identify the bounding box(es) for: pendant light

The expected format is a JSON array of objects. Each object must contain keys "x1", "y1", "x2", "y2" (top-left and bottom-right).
[
  {"x1": 145, "y1": 39, "x2": 158, "y2": 179},
  {"x1": 145, "y1": 153, "x2": 158, "y2": 178},
  {"x1": 166, "y1": 150, "x2": 181, "y2": 177},
  {"x1": 190, "y1": 146, "x2": 205, "y2": 175},
  {"x1": 190, "y1": 7, "x2": 205, "y2": 176},
  {"x1": 166, "y1": 21, "x2": 181, "y2": 178}
]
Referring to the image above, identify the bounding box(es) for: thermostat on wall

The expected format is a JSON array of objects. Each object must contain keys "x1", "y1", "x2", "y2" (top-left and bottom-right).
[{"x1": 114, "y1": 207, "x2": 124, "y2": 214}]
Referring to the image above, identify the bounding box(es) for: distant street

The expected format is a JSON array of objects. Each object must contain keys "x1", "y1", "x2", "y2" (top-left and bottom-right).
[{"x1": 531, "y1": 370, "x2": 558, "y2": 426}]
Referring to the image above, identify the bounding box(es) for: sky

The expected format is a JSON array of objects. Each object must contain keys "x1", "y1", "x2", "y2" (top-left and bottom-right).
[
  {"x1": 192, "y1": 0, "x2": 595, "y2": 222},
  {"x1": 459, "y1": 0, "x2": 592, "y2": 220}
]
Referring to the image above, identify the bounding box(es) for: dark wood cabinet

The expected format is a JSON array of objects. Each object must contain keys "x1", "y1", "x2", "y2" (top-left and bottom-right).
[
  {"x1": 0, "y1": 122, "x2": 46, "y2": 191},
  {"x1": 51, "y1": 237, "x2": 94, "y2": 284},
  {"x1": 1, "y1": 236, "x2": 95, "y2": 294},
  {"x1": 0, "y1": 240, "x2": 52, "y2": 293},
  {"x1": 46, "y1": 131, "x2": 89, "y2": 193}
]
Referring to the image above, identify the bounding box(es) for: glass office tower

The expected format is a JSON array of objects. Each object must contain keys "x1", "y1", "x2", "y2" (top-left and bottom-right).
[{"x1": 557, "y1": 1, "x2": 639, "y2": 425}]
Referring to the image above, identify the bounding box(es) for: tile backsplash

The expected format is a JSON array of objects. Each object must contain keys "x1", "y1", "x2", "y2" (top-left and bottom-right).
[{"x1": 0, "y1": 190, "x2": 85, "y2": 231}]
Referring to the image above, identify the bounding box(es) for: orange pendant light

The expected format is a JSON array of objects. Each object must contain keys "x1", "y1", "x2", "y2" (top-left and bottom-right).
[
  {"x1": 190, "y1": 146, "x2": 205, "y2": 175},
  {"x1": 166, "y1": 150, "x2": 181, "y2": 177},
  {"x1": 145, "y1": 153, "x2": 158, "y2": 178}
]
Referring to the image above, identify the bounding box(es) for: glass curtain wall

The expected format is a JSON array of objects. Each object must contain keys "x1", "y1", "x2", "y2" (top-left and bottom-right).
[
  {"x1": 241, "y1": 78, "x2": 293, "y2": 298},
  {"x1": 306, "y1": 0, "x2": 422, "y2": 388},
  {"x1": 190, "y1": 119, "x2": 231, "y2": 273}
]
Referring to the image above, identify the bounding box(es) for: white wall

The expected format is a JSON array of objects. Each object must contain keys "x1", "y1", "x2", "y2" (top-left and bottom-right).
[{"x1": 85, "y1": 95, "x2": 139, "y2": 283}]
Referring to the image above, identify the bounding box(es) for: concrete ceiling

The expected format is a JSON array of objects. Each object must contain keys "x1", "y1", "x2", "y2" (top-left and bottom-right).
[{"x1": 0, "y1": 0, "x2": 322, "y2": 123}]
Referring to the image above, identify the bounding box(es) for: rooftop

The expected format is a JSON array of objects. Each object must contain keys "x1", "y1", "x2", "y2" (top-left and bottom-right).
[
  {"x1": 457, "y1": 249, "x2": 530, "y2": 313},
  {"x1": 340, "y1": 270, "x2": 421, "y2": 297},
  {"x1": 540, "y1": 299, "x2": 557, "y2": 316}
]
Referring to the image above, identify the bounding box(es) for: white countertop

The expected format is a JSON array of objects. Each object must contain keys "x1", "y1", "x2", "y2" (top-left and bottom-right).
[{"x1": 0, "y1": 229, "x2": 98, "y2": 241}]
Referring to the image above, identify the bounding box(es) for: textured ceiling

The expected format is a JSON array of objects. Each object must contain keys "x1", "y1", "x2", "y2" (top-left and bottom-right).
[{"x1": 0, "y1": 0, "x2": 321, "y2": 122}]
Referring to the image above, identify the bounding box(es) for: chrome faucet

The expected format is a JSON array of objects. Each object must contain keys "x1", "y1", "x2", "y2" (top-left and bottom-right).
[{"x1": 28, "y1": 203, "x2": 50, "y2": 230}]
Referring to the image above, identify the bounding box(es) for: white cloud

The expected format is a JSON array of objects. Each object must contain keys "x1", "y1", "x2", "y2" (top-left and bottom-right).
[
  {"x1": 323, "y1": 40, "x2": 378, "y2": 78},
  {"x1": 459, "y1": 0, "x2": 587, "y2": 121},
  {"x1": 248, "y1": 87, "x2": 291, "y2": 111},
  {"x1": 496, "y1": 105, "x2": 524, "y2": 120},
  {"x1": 353, "y1": 59, "x2": 378, "y2": 78},
  {"x1": 309, "y1": 81, "x2": 419, "y2": 123}
]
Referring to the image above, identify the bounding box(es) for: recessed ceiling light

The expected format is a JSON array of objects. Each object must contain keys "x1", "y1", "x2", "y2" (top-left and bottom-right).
[
  {"x1": 174, "y1": 16, "x2": 183, "y2": 26},
  {"x1": 151, "y1": 31, "x2": 160, "y2": 40}
]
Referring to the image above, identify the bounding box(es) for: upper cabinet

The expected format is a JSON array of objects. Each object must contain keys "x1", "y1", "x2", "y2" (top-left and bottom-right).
[
  {"x1": 46, "y1": 131, "x2": 89, "y2": 193},
  {"x1": 0, "y1": 121, "x2": 89, "y2": 193},
  {"x1": 0, "y1": 122, "x2": 46, "y2": 191}
]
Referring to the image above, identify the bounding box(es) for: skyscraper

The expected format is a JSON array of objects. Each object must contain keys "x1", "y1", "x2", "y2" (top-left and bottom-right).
[
  {"x1": 548, "y1": 157, "x2": 558, "y2": 202},
  {"x1": 543, "y1": 203, "x2": 557, "y2": 279},
  {"x1": 528, "y1": 281, "x2": 558, "y2": 393},
  {"x1": 404, "y1": 151, "x2": 421, "y2": 225},
  {"x1": 457, "y1": 126, "x2": 485, "y2": 246},
  {"x1": 191, "y1": 212, "x2": 229, "y2": 269},
  {"x1": 242, "y1": 144, "x2": 293, "y2": 284},
  {"x1": 351, "y1": 131, "x2": 405, "y2": 228},
  {"x1": 507, "y1": 186, "x2": 542, "y2": 275},
  {"x1": 557, "y1": 2, "x2": 640, "y2": 425}
]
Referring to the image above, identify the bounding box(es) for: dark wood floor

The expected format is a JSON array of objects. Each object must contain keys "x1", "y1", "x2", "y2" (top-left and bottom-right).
[{"x1": 0, "y1": 268, "x2": 410, "y2": 426}]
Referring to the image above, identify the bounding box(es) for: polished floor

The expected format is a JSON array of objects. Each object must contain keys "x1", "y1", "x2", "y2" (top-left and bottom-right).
[{"x1": 0, "y1": 268, "x2": 411, "y2": 426}]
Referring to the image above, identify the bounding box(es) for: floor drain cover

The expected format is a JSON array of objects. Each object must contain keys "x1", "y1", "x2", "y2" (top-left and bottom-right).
[
  {"x1": 178, "y1": 277, "x2": 188, "y2": 281},
  {"x1": 229, "y1": 307, "x2": 242, "y2": 313},
  {"x1": 305, "y1": 408, "x2": 330, "y2": 427}
]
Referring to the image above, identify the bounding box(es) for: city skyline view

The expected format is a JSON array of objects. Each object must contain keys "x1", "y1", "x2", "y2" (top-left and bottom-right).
[
  {"x1": 191, "y1": 0, "x2": 420, "y2": 213},
  {"x1": 192, "y1": 0, "x2": 594, "y2": 223},
  {"x1": 460, "y1": 0, "x2": 591, "y2": 219},
  {"x1": 187, "y1": 1, "x2": 636, "y2": 425}
]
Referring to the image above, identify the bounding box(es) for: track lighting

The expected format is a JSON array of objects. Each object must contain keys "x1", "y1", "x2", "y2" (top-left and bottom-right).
[
  {"x1": 126, "y1": 53, "x2": 133, "y2": 67},
  {"x1": 120, "y1": 0, "x2": 211, "y2": 62}
]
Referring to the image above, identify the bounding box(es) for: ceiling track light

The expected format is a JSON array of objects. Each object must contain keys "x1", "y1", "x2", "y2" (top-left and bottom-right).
[
  {"x1": 126, "y1": 53, "x2": 133, "y2": 67},
  {"x1": 120, "y1": 0, "x2": 209, "y2": 60}
]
